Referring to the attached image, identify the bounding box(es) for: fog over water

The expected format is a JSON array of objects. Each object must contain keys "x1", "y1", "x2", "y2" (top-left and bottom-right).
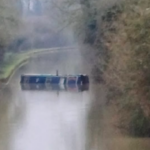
[
  {"x1": 0, "y1": 51, "x2": 148, "y2": 150},
  {"x1": 0, "y1": 0, "x2": 150, "y2": 150}
]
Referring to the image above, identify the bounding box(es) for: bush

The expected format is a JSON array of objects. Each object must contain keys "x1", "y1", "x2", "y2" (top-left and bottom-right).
[
  {"x1": 95, "y1": 0, "x2": 150, "y2": 136},
  {"x1": 129, "y1": 106, "x2": 150, "y2": 137}
]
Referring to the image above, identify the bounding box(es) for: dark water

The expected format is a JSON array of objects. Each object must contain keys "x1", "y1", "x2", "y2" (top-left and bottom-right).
[{"x1": 0, "y1": 50, "x2": 149, "y2": 150}]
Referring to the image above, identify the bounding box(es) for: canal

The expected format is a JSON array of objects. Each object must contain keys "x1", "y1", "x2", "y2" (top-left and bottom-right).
[{"x1": 0, "y1": 50, "x2": 149, "y2": 150}]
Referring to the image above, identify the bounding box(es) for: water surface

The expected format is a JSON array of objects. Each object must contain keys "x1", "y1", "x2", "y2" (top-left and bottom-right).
[{"x1": 0, "y1": 50, "x2": 149, "y2": 150}]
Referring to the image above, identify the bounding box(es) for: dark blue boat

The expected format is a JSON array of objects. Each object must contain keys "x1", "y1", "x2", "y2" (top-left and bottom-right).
[{"x1": 20, "y1": 74, "x2": 89, "y2": 85}]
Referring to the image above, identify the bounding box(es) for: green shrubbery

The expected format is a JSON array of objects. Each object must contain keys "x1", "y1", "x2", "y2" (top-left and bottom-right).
[
  {"x1": 99, "y1": 0, "x2": 150, "y2": 137},
  {"x1": 129, "y1": 105, "x2": 150, "y2": 137},
  {"x1": 67, "y1": 0, "x2": 150, "y2": 137}
]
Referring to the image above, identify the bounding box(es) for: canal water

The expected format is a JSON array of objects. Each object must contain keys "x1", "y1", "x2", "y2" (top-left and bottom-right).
[{"x1": 0, "y1": 50, "x2": 149, "y2": 150}]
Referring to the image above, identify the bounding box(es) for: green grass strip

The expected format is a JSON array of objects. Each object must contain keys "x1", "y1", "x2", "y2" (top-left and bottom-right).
[{"x1": 0, "y1": 48, "x2": 57, "y2": 81}]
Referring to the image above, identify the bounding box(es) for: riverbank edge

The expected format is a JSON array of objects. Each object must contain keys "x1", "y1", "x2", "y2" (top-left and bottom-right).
[{"x1": 0, "y1": 46, "x2": 75, "y2": 85}]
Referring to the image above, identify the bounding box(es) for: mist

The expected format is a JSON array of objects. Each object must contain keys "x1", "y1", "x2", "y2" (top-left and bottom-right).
[
  {"x1": 0, "y1": 0, "x2": 124, "y2": 53},
  {"x1": 7, "y1": 0, "x2": 76, "y2": 52}
]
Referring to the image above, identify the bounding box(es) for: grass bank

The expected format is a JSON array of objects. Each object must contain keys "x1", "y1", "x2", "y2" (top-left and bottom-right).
[
  {"x1": 0, "y1": 47, "x2": 73, "y2": 83},
  {"x1": 0, "y1": 53, "x2": 29, "y2": 83}
]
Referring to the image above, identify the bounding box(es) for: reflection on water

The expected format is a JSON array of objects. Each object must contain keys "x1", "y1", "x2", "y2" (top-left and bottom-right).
[
  {"x1": 0, "y1": 51, "x2": 92, "y2": 150},
  {"x1": 0, "y1": 85, "x2": 26, "y2": 150},
  {"x1": 86, "y1": 84, "x2": 150, "y2": 150},
  {"x1": 0, "y1": 51, "x2": 149, "y2": 150},
  {"x1": 11, "y1": 88, "x2": 90, "y2": 150},
  {"x1": 21, "y1": 84, "x2": 89, "y2": 92}
]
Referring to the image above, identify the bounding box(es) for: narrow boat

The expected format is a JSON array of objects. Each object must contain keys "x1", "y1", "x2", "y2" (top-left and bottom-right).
[{"x1": 20, "y1": 74, "x2": 89, "y2": 85}]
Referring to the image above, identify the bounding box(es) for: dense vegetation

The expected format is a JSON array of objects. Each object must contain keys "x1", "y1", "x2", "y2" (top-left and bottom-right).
[
  {"x1": 102, "y1": 0, "x2": 150, "y2": 137},
  {"x1": 0, "y1": 0, "x2": 73, "y2": 60},
  {"x1": 66, "y1": 0, "x2": 150, "y2": 137},
  {"x1": 0, "y1": 0, "x2": 74, "y2": 80},
  {"x1": 0, "y1": 0, "x2": 21, "y2": 61}
]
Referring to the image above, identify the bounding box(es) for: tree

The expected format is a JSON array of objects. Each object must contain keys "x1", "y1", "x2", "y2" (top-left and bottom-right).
[
  {"x1": 32, "y1": 0, "x2": 42, "y2": 15},
  {"x1": 0, "y1": 0, "x2": 21, "y2": 61}
]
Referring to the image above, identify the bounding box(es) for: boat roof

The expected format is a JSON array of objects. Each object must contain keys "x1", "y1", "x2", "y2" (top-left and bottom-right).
[{"x1": 21, "y1": 74, "x2": 82, "y2": 77}]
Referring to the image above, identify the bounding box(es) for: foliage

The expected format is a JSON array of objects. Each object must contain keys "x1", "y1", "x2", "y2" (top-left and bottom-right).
[
  {"x1": 129, "y1": 105, "x2": 150, "y2": 137},
  {"x1": 97, "y1": 0, "x2": 150, "y2": 136},
  {"x1": 0, "y1": 0, "x2": 21, "y2": 61},
  {"x1": 65, "y1": 0, "x2": 150, "y2": 137}
]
